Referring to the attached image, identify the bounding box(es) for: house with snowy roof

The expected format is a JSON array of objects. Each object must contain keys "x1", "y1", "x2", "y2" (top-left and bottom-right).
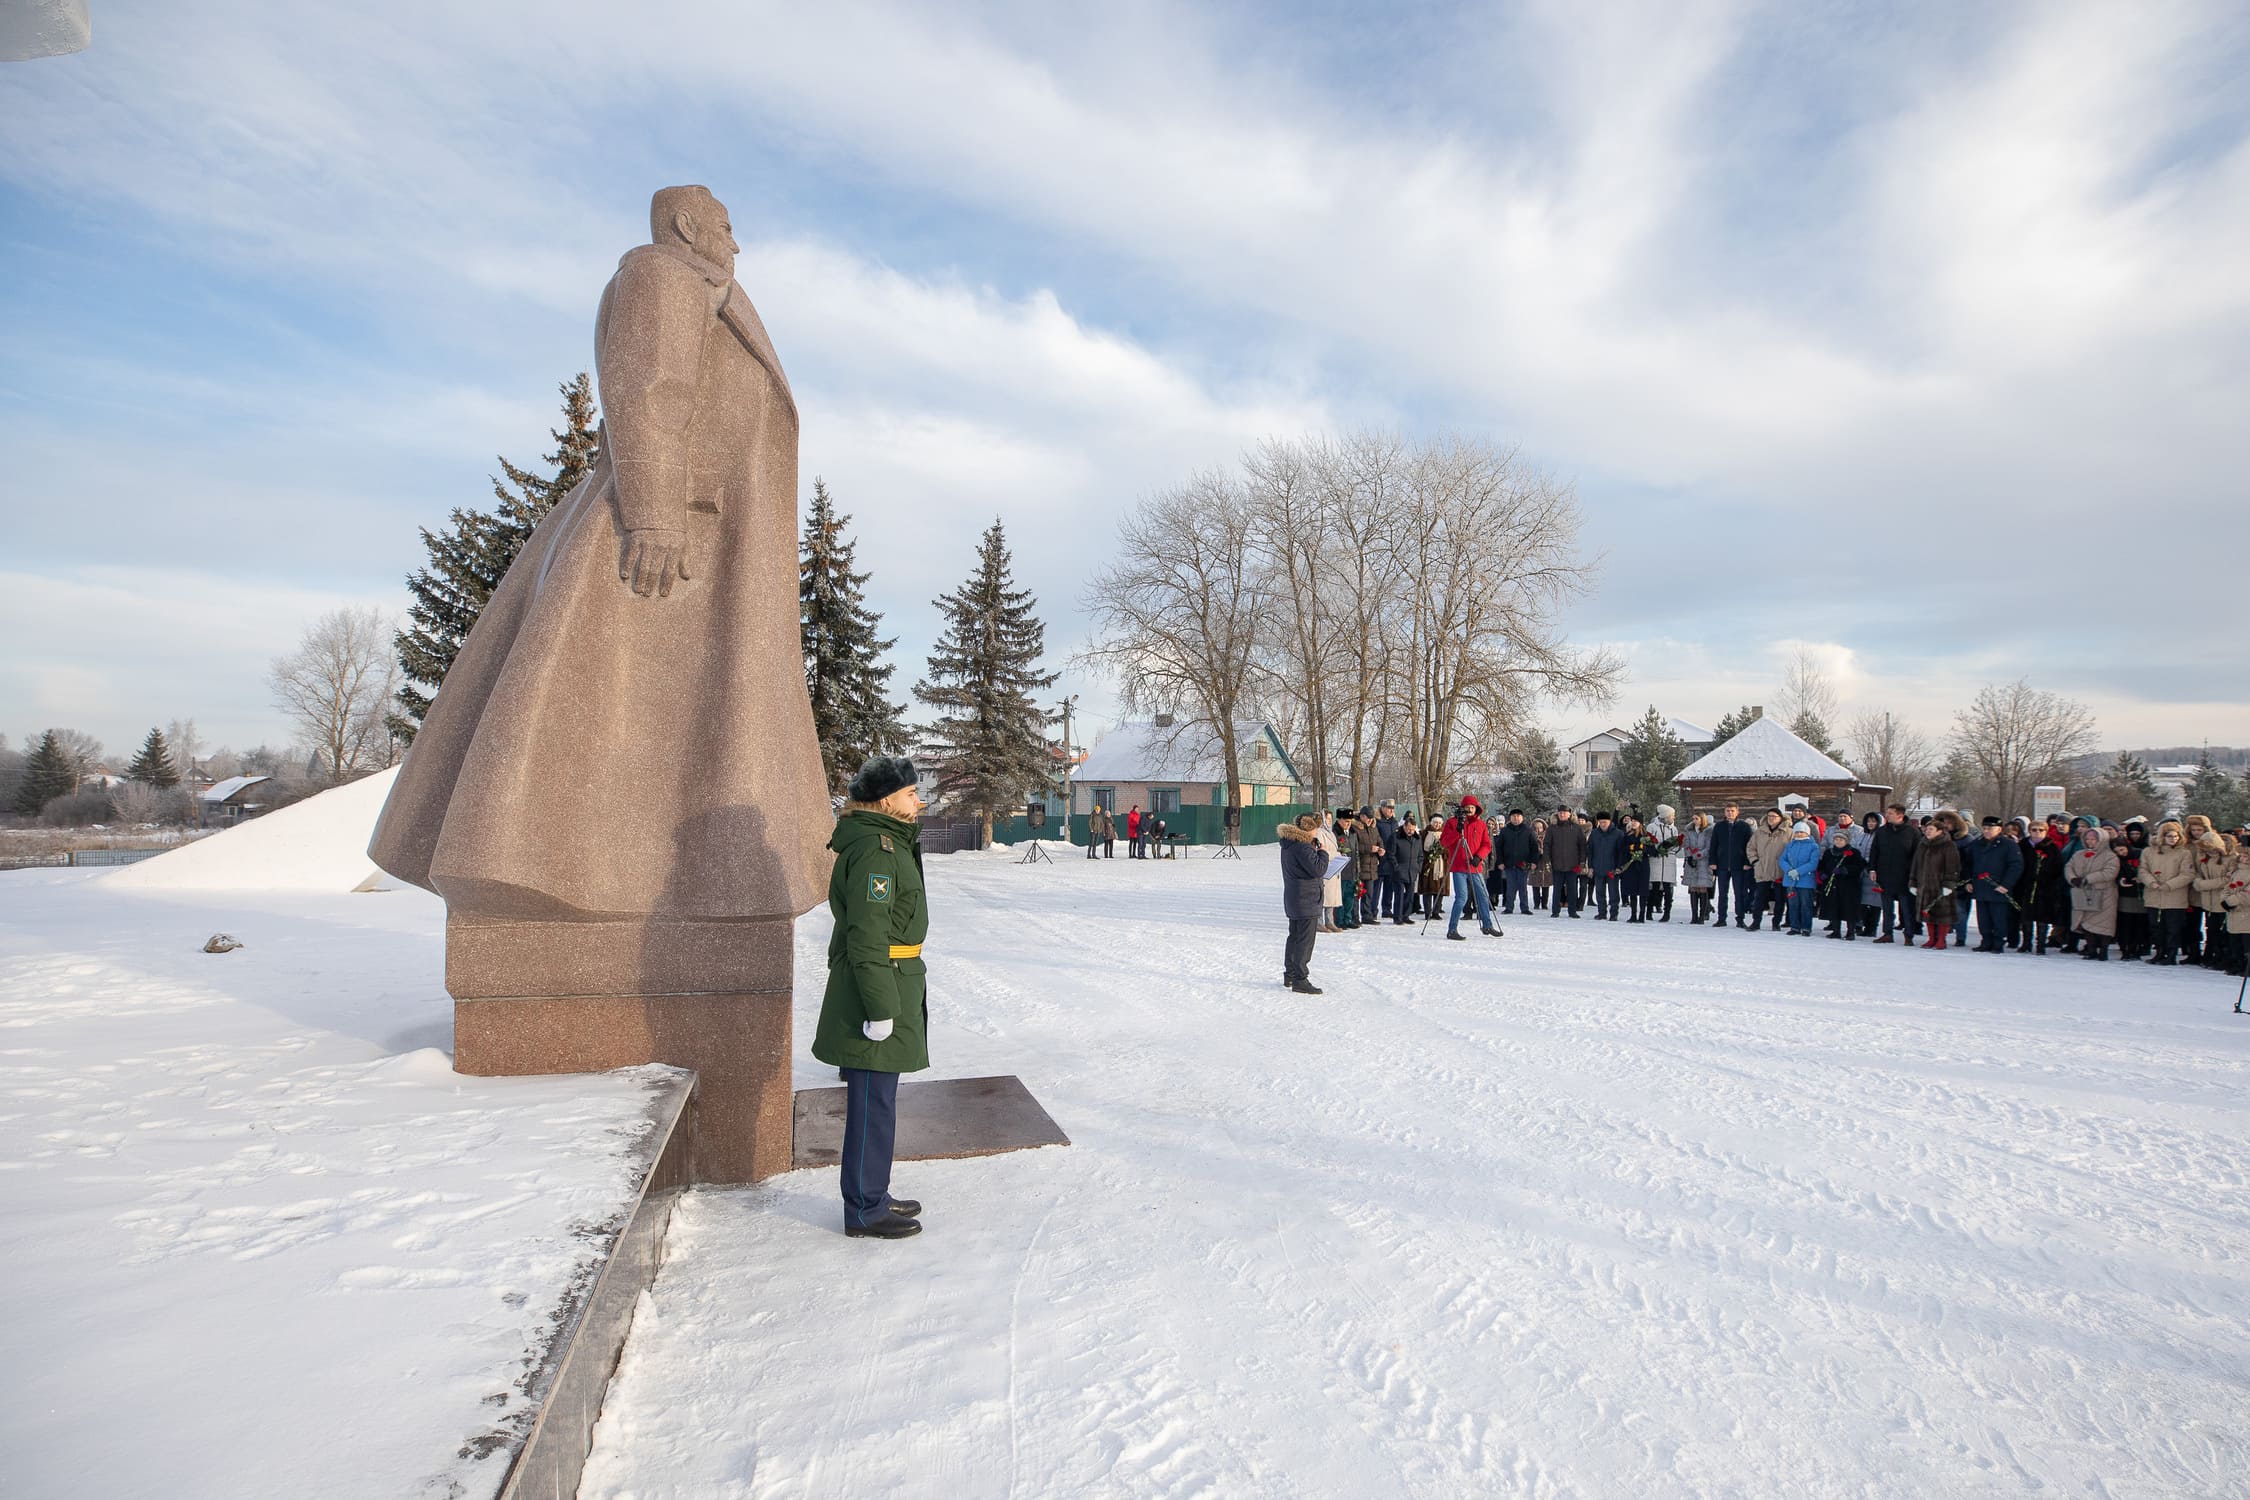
[
  {"x1": 198, "y1": 774, "x2": 273, "y2": 826},
  {"x1": 1567, "y1": 716, "x2": 1713, "y2": 795},
  {"x1": 1070, "y1": 718, "x2": 1303, "y2": 823},
  {"x1": 1668, "y1": 713, "x2": 1883, "y2": 817}
]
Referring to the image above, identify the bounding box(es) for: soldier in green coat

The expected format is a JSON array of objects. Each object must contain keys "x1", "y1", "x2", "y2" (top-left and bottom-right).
[{"x1": 812, "y1": 756, "x2": 930, "y2": 1239}]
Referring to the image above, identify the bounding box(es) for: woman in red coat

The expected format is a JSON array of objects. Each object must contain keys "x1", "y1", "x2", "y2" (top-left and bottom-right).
[{"x1": 1440, "y1": 796, "x2": 1501, "y2": 941}]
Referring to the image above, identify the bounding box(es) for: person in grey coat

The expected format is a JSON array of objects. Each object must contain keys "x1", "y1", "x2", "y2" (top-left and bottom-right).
[{"x1": 1682, "y1": 813, "x2": 1716, "y2": 924}]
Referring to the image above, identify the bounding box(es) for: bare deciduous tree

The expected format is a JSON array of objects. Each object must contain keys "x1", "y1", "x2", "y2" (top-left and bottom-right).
[
  {"x1": 166, "y1": 717, "x2": 202, "y2": 780},
  {"x1": 1378, "y1": 435, "x2": 1617, "y2": 815},
  {"x1": 1097, "y1": 431, "x2": 1617, "y2": 819},
  {"x1": 1845, "y1": 709, "x2": 1933, "y2": 801},
  {"x1": 1243, "y1": 438, "x2": 1346, "y2": 807},
  {"x1": 1314, "y1": 432, "x2": 1407, "y2": 807},
  {"x1": 1777, "y1": 645, "x2": 1839, "y2": 726},
  {"x1": 1947, "y1": 679, "x2": 2099, "y2": 816},
  {"x1": 49, "y1": 728, "x2": 104, "y2": 775},
  {"x1": 269, "y1": 607, "x2": 401, "y2": 781},
  {"x1": 1078, "y1": 471, "x2": 1268, "y2": 807},
  {"x1": 1776, "y1": 645, "x2": 1841, "y2": 752}
]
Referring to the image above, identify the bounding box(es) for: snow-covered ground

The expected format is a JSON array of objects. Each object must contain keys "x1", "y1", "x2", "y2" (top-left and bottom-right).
[
  {"x1": 583, "y1": 851, "x2": 2250, "y2": 1499},
  {"x1": 1, "y1": 779, "x2": 671, "y2": 1500}
]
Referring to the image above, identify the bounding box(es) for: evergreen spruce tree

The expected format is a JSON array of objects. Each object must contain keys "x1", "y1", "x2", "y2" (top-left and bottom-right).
[
  {"x1": 1504, "y1": 730, "x2": 1573, "y2": 812},
  {"x1": 2183, "y1": 749, "x2": 2250, "y2": 828},
  {"x1": 126, "y1": 727, "x2": 181, "y2": 789},
  {"x1": 2107, "y1": 750, "x2": 2159, "y2": 798},
  {"x1": 800, "y1": 479, "x2": 906, "y2": 794},
  {"x1": 393, "y1": 374, "x2": 601, "y2": 739},
  {"x1": 12, "y1": 731, "x2": 79, "y2": 817},
  {"x1": 1789, "y1": 709, "x2": 1838, "y2": 757},
  {"x1": 1709, "y1": 704, "x2": 1761, "y2": 743},
  {"x1": 1611, "y1": 705, "x2": 1691, "y2": 814},
  {"x1": 914, "y1": 519, "x2": 1059, "y2": 845}
]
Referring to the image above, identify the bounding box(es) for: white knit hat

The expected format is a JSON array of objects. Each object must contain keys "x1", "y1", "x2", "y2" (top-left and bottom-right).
[{"x1": 1792, "y1": 820, "x2": 1810, "y2": 835}]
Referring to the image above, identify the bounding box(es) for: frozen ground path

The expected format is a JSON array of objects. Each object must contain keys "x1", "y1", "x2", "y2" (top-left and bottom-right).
[
  {"x1": 583, "y1": 851, "x2": 2250, "y2": 1499},
  {"x1": 0, "y1": 872, "x2": 667, "y2": 1500}
]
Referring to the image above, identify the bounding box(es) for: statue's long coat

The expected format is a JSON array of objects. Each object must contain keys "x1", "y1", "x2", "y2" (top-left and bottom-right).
[{"x1": 369, "y1": 241, "x2": 831, "y2": 921}]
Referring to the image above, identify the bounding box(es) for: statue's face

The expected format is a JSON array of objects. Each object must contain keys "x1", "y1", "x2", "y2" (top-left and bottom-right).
[{"x1": 677, "y1": 196, "x2": 739, "y2": 276}]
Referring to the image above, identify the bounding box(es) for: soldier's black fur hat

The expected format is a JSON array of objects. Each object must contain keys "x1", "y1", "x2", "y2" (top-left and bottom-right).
[{"x1": 849, "y1": 756, "x2": 918, "y2": 803}]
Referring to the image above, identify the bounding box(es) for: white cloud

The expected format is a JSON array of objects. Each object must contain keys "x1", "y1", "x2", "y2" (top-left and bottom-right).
[
  {"x1": 0, "y1": 567, "x2": 402, "y2": 753},
  {"x1": 1, "y1": 0, "x2": 2245, "y2": 753}
]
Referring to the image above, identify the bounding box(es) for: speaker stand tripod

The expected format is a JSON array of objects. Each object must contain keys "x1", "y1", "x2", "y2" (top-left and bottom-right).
[{"x1": 1018, "y1": 838, "x2": 1055, "y2": 865}]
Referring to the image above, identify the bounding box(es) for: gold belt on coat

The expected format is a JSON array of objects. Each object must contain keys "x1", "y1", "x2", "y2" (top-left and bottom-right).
[{"x1": 889, "y1": 943, "x2": 922, "y2": 960}]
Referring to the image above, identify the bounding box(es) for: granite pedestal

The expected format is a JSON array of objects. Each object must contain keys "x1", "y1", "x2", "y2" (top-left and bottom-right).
[{"x1": 448, "y1": 913, "x2": 794, "y2": 1184}]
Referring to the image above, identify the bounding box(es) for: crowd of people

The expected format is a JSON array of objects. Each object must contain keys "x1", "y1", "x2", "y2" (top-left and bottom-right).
[
  {"x1": 1084, "y1": 802, "x2": 1171, "y2": 858},
  {"x1": 1276, "y1": 796, "x2": 2250, "y2": 1000}
]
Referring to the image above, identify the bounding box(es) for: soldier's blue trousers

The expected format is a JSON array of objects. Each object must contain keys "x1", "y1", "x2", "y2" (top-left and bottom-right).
[{"x1": 840, "y1": 1066, "x2": 900, "y2": 1229}]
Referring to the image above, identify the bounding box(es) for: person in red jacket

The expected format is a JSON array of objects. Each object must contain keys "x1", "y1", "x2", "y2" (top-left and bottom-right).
[
  {"x1": 1440, "y1": 796, "x2": 1502, "y2": 941},
  {"x1": 1125, "y1": 803, "x2": 1143, "y2": 858}
]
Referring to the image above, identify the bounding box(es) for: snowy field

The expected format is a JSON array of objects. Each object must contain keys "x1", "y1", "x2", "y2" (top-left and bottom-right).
[
  {"x1": 584, "y1": 848, "x2": 2250, "y2": 1500},
  {"x1": 0, "y1": 781, "x2": 671, "y2": 1500}
]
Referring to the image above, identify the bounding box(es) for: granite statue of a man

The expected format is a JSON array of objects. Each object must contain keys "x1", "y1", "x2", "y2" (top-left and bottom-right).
[{"x1": 370, "y1": 185, "x2": 833, "y2": 1183}]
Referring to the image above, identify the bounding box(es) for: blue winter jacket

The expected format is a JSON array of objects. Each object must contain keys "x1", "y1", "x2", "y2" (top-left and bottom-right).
[
  {"x1": 1963, "y1": 833, "x2": 2025, "y2": 893},
  {"x1": 1586, "y1": 824, "x2": 1628, "y2": 877},
  {"x1": 1779, "y1": 836, "x2": 1822, "y2": 890}
]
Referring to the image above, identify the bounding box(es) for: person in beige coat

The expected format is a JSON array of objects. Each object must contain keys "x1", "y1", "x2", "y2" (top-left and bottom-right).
[
  {"x1": 2140, "y1": 820, "x2": 2197, "y2": 966},
  {"x1": 2190, "y1": 831, "x2": 2234, "y2": 969},
  {"x1": 1746, "y1": 810, "x2": 1791, "y2": 932},
  {"x1": 2064, "y1": 825, "x2": 2120, "y2": 960},
  {"x1": 2220, "y1": 843, "x2": 2250, "y2": 989},
  {"x1": 1315, "y1": 815, "x2": 1344, "y2": 932}
]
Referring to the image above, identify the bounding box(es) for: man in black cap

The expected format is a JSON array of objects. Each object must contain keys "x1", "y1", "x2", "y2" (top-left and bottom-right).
[
  {"x1": 1964, "y1": 814, "x2": 2025, "y2": 953},
  {"x1": 1587, "y1": 809, "x2": 1626, "y2": 920},
  {"x1": 1494, "y1": 808, "x2": 1537, "y2": 915}
]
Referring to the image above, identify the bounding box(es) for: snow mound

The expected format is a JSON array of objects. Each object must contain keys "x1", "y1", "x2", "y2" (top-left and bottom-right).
[{"x1": 104, "y1": 768, "x2": 402, "y2": 893}]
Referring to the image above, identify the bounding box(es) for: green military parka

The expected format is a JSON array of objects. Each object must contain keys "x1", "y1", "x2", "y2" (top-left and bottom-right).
[{"x1": 810, "y1": 809, "x2": 932, "y2": 1073}]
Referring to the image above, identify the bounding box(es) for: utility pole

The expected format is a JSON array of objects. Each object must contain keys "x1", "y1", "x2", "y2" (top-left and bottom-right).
[{"x1": 1054, "y1": 695, "x2": 1077, "y2": 838}]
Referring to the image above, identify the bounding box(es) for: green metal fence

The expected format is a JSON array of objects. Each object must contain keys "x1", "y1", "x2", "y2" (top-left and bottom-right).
[{"x1": 990, "y1": 803, "x2": 1314, "y2": 848}]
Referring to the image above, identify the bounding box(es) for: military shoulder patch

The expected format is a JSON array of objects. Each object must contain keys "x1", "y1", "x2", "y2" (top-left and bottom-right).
[
  {"x1": 867, "y1": 873, "x2": 891, "y2": 903},
  {"x1": 880, "y1": 834, "x2": 894, "y2": 852}
]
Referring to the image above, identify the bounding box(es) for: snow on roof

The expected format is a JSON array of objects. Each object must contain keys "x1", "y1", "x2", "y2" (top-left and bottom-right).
[
  {"x1": 1571, "y1": 716, "x2": 1712, "y2": 751},
  {"x1": 112, "y1": 768, "x2": 400, "y2": 892},
  {"x1": 1672, "y1": 714, "x2": 1859, "y2": 783},
  {"x1": 1075, "y1": 721, "x2": 1295, "y2": 785},
  {"x1": 199, "y1": 774, "x2": 272, "y2": 803}
]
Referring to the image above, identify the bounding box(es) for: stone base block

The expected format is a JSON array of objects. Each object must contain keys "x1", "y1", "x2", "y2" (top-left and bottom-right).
[
  {"x1": 455, "y1": 992, "x2": 790, "y2": 1184},
  {"x1": 445, "y1": 912, "x2": 793, "y2": 1000}
]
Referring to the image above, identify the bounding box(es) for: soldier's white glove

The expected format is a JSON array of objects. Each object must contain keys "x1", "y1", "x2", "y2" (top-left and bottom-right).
[{"x1": 862, "y1": 1018, "x2": 894, "y2": 1042}]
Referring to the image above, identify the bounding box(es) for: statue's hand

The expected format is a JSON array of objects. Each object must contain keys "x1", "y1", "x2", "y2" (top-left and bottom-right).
[{"x1": 620, "y1": 528, "x2": 692, "y2": 597}]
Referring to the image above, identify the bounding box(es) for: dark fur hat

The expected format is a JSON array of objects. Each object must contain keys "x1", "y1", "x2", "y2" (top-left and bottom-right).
[{"x1": 848, "y1": 755, "x2": 918, "y2": 803}]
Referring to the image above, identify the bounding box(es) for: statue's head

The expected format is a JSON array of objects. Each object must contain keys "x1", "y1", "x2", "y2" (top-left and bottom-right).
[{"x1": 651, "y1": 184, "x2": 737, "y2": 278}]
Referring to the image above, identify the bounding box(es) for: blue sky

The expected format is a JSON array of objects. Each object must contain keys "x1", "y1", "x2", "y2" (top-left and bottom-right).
[{"x1": 3, "y1": 0, "x2": 2248, "y2": 765}]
